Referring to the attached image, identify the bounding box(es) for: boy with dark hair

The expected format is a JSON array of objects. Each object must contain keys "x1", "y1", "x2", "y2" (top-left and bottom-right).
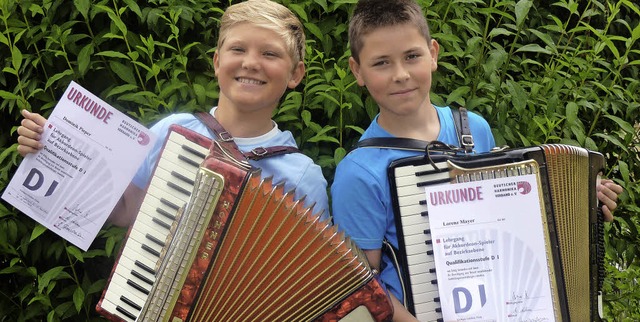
[{"x1": 331, "y1": 0, "x2": 622, "y2": 320}]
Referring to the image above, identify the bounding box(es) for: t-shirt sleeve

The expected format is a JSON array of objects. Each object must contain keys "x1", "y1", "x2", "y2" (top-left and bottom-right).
[
  {"x1": 131, "y1": 118, "x2": 174, "y2": 189},
  {"x1": 294, "y1": 161, "x2": 330, "y2": 222},
  {"x1": 468, "y1": 111, "x2": 496, "y2": 152},
  {"x1": 331, "y1": 156, "x2": 388, "y2": 250}
]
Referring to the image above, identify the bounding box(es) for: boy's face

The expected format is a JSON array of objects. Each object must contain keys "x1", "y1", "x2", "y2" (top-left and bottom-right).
[
  {"x1": 349, "y1": 23, "x2": 439, "y2": 120},
  {"x1": 214, "y1": 23, "x2": 304, "y2": 116}
]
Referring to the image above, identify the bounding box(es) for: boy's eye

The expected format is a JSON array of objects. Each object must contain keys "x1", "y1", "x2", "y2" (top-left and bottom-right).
[
  {"x1": 407, "y1": 53, "x2": 421, "y2": 60},
  {"x1": 263, "y1": 51, "x2": 279, "y2": 57},
  {"x1": 230, "y1": 47, "x2": 245, "y2": 52},
  {"x1": 372, "y1": 60, "x2": 388, "y2": 67}
]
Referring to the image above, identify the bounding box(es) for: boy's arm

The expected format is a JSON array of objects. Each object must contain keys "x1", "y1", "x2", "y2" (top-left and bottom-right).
[
  {"x1": 363, "y1": 249, "x2": 419, "y2": 322},
  {"x1": 108, "y1": 183, "x2": 145, "y2": 227}
]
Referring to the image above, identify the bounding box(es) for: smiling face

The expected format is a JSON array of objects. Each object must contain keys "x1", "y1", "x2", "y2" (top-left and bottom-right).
[
  {"x1": 213, "y1": 23, "x2": 304, "y2": 120},
  {"x1": 349, "y1": 23, "x2": 439, "y2": 125}
]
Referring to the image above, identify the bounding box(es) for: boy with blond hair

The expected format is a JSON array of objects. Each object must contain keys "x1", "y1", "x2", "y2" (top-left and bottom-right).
[
  {"x1": 17, "y1": 0, "x2": 329, "y2": 226},
  {"x1": 331, "y1": 0, "x2": 623, "y2": 320}
]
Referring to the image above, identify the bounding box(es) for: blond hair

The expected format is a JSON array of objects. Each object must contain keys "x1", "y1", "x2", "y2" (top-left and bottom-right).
[{"x1": 218, "y1": 0, "x2": 305, "y2": 64}]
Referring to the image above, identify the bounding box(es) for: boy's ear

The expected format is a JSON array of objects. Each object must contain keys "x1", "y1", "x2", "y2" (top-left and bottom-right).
[
  {"x1": 349, "y1": 57, "x2": 365, "y2": 86},
  {"x1": 213, "y1": 51, "x2": 220, "y2": 77},
  {"x1": 430, "y1": 39, "x2": 440, "y2": 72},
  {"x1": 287, "y1": 61, "x2": 305, "y2": 89}
]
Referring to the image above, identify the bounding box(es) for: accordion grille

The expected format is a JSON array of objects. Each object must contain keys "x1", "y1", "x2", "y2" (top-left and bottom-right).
[
  {"x1": 185, "y1": 172, "x2": 373, "y2": 322},
  {"x1": 542, "y1": 144, "x2": 591, "y2": 322}
]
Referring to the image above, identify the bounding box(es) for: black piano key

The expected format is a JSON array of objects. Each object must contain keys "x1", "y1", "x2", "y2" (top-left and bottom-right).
[
  {"x1": 427, "y1": 250, "x2": 434, "y2": 255},
  {"x1": 120, "y1": 295, "x2": 142, "y2": 311},
  {"x1": 156, "y1": 207, "x2": 176, "y2": 221},
  {"x1": 167, "y1": 182, "x2": 191, "y2": 196},
  {"x1": 146, "y1": 233, "x2": 165, "y2": 247},
  {"x1": 424, "y1": 229, "x2": 431, "y2": 234},
  {"x1": 152, "y1": 217, "x2": 171, "y2": 230},
  {"x1": 434, "y1": 297, "x2": 440, "y2": 302},
  {"x1": 419, "y1": 200, "x2": 427, "y2": 205},
  {"x1": 161, "y1": 198, "x2": 180, "y2": 210},
  {"x1": 431, "y1": 279, "x2": 438, "y2": 285},
  {"x1": 178, "y1": 154, "x2": 200, "y2": 167},
  {"x1": 182, "y1": 144, "x2": 206, "y2": 159},
  {"x1": 417, "y1": 177, "x2": 450, "y2": 187},
  {"x1": 116, "y1": 305, "x2": 137, "y2": 320},
  {"x1": 171, "y1": 171, "x2": 195, "y2": 186},
  {"x1": 425, "y1": 240, "x2": 432, "y2": 245},
  {"x1": 131, "y1": 270, "x2": 154, "y2": 286},
  {"x1": 415, "y1": 168, "x2": 447, "y2": 176},
  {"x1": 135, "y1": 260, "x2": 156, "y2": 275},
  {"x1": 437, "y1": 318, "x2": 444, "y2": 322},
  {"x1": 421, "y1": 211, "x2": 429, "y2": 216},
  {"x1": 142, "y1": 244, "x2": 161, "y2": 257},
  {"x1": 127, "y1": 279, "x2": 150, "y2": 295},
  {"x1": 435, "y1": 308, "x2": 442, "y2": 313},
  {"x1": 429, "y1": 268, "x2": 436, "y2": 273}
]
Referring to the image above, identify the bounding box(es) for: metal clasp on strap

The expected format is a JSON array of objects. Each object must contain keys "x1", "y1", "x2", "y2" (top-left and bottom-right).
[
  {"x1": 461, "y1": 134, "x2": 475, "y2": 148},
  {"x1": 251, "y1": 147, "x2": 268, "y2": 157},
  {"x1": 218, "y1": 131, "x2": 234, "y2": 142}
]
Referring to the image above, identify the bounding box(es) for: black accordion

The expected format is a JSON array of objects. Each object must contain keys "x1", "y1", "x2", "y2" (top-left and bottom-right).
[{"x1": 388, "y1": 144, "x2": 605, "y2": 321}]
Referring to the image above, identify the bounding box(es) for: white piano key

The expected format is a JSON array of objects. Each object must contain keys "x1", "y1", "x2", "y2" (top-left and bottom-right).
[
  {"x1": 415, "y1": 309, "x2": 442, "y2": 322},
  {"x1": 99, "y1": 130, "x2": 210, "y2": 321},
  {"x1": 393, "y1": 162, "x2": 449, "y2": 177}
]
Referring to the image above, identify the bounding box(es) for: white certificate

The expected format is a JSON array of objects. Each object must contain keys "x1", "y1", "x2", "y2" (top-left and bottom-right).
[
  {"x1": 426, "y1": 174, "x2": 557, "y2": 322},
  {"x1": 2, "y1": 81, "x2": 156, "y2": 250}
]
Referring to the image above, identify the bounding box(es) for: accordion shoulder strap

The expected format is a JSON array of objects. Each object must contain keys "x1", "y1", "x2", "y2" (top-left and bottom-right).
[
  {"x1": 194, "y1": 111, "x2": 301, "y2": 160},
  {"x1": 353, "y1": 106, "x2": 473, "y2": 153},
  {"x1": 451, "y1": 105, "x2": 474, "y2": 153}
]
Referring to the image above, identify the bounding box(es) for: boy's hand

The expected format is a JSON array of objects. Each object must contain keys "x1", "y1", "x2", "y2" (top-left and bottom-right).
[
  {"x1": 598, "y1": 179, "x2": 623, "y2": 222},
  {"x1": 16, "y1": 109, "x2": 47, "y2": 156}
]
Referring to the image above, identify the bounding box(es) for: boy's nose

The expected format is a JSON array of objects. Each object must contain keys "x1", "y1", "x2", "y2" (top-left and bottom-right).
[
  {"x1": 242, "y1": 53, "x2": 260, "y2": 70},
  {"x1": 393, "y1": 67, "x2": 410, "y2": 82}
]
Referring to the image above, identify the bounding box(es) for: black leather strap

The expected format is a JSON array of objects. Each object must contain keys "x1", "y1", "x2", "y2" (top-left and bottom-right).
[
  {"x1": 194, "y1": 111, "x2": 301, "y2": 160},
  {"x1": 451, "y1": 106, "x2": 474, "y2": 153},
  {"x1": 353, "y1": 106, "x2": 474, "y2": 153}
]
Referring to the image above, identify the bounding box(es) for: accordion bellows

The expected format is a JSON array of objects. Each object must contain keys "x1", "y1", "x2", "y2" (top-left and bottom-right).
[{"x1": 102, "y1": 126, "x2": 392, "y2": 322}]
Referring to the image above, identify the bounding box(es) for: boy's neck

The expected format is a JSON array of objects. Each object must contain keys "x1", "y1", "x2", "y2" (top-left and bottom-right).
[
  {"x1": 377, "y1": 104, "x2": 440, "y2": 141},
  {"x1": 214, "y1": 106, "x2": 275, "y2": 139}
]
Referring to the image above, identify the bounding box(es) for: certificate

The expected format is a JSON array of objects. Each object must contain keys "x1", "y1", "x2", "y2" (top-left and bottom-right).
[
  {"x1": 426, "y1": 174, "x2": 557, "y2": 322},
  {"x1": 2, "y1": 81, "x2": 156, "y2": 250}
]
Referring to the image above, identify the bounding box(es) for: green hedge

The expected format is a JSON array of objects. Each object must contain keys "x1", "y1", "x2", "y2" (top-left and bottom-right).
[{"x1": 0, "y1": 0, "x2": 638, "y2": 320}]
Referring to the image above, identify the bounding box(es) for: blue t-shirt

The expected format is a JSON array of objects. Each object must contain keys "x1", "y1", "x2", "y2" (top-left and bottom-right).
[
  {"x1": 133, "y1": 107, "x2": 329, "y2": 219},
  {"x1": 331, "y1": 105, "x2": 495, "y2": 302}
]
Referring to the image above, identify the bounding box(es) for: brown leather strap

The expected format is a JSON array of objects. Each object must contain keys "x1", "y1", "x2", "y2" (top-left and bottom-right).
[{"x1": 195, "y1": 111, "x2": 301, "y2": 160}]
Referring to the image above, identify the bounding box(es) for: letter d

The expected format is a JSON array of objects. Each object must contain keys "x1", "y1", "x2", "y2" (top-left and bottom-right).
[
  {"x1": 453, "y1": 287, "x2": 472, "y2": 313},
  {"x1": 23, "y1": 168, "x2": 44, "y2": 191}
]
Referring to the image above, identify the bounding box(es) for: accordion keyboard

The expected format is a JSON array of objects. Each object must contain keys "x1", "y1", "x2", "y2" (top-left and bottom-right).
[
  {"x1": 393, "y1": 160, "x2": 451, "y2": 322},
  {"x1": 98, "y1": 130, "x2": 209, "y2": 322}
]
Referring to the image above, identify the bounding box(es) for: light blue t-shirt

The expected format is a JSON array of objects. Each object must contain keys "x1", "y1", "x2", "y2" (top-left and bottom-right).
[
  {"x1": 133, "y1": 107, "x2": 329, "y2": 219},
  {"x1": 331, "y1": 105, "x2": 495, "y2": 302}
]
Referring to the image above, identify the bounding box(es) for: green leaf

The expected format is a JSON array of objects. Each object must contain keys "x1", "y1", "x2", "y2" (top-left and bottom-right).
[
  {"x1": 334, "y1": 147, "x2": 347, "y2": 164},
  {"x1": 515, "y1": 0, "x2": 533, "y2": 28},
  {"x1": 73, "y1": 0, "x2": 90, "y2": 19},
  {"x1": 12, "y1": 46, "x2": 23, "y2": 71},
  {"x1": 603, "y1": 115, "x2": 635, "y2": 133},
  {"x1": 66, "y1": 245, "x2": 84, "y2": 263},
  {"x1": 38, "y1": 266, "x2": 65, "y2": 293},
  {"x1": 515, "y1": 44, "x2": 553, "y2": 55},
  {"x1": 29, "y1": 224, "x2": 48, "y2": 242},
  {"x1": 73, "y1": 286, "x2": 85, "y2": 312},
  {"x1": 97, "y1": 51, "x2": 130, "y2": 60},
  {"x1": 109, "y1": 61, "x2": 137, "y2": 84},
  {"x1": 77, "y1": 43, "x2": 94, "y2": 76}
]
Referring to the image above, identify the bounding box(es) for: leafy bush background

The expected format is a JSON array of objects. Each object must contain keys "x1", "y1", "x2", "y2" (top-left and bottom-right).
[{"x1": 0, "y1": 0, "x2": 638, "y2": 320}]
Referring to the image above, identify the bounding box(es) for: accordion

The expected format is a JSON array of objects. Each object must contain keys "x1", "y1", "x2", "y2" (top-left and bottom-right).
[
  {"x1": 388, "y1": 144, "x2": 605, "y2": 321},
  {"x1": 96, "y1": 125, "x2": 393, "y2": 322}
]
